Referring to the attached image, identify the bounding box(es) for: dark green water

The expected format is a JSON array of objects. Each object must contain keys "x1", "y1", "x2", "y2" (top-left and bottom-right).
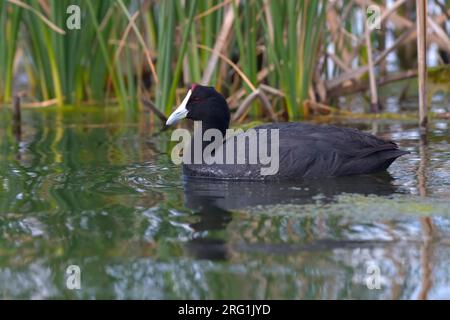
[{"x1": 0, "y1": 105, "x2": 449, "y2": 299}]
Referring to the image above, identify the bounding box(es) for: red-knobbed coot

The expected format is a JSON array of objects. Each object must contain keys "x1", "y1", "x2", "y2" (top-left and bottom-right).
[{"x1": 166, "y1": 85, "x2": 409, "y2": 180}]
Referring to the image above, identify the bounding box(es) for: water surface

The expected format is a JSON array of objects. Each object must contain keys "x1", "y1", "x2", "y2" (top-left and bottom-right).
[{"x1": 0, "y1": 104, "x2": 449, "y2": 299}]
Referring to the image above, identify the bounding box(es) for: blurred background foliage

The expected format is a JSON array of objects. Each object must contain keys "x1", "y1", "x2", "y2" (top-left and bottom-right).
[{"x1": 0, "y1": 0, "x2": 449, "y2": 121}]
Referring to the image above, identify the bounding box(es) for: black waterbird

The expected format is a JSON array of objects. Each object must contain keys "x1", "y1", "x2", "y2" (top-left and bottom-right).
[{"x1": 166, "y1": 85, "x2": 409, "y2": 180}]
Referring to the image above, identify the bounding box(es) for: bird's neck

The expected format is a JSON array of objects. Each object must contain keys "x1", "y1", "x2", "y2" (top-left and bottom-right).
[
  {"x1": 189, "y1": 121, "x2": 228, "y2": 159},
  {"x1": 201, "y1": 121, "x2": 228, "y2": 138}
]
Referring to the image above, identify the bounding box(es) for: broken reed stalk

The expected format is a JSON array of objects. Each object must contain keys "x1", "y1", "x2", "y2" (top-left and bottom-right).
[
  {"x1": 232, "y1": 88, "x2": 277, "y2": 123},
  {"x1": 201, "y1": 2, "x2": 236, "y2": 85},
  {"x1": 12, "y1": 95, "x2": 21, "y2": 140},
  {"x1": 325, "y1": 27, "x2": 415, "y2": 90},
  {"x1": 328, "y1": 69, "x2": 418, "y2": 98},
  {"x1": 141, "y1": 98, "x2": 168, "y2": 124},
  {"x1": 232, "y1": 91, "x2": 259, "y2": 122},
  {"x1": 416, "y1": 0, "x2": 428, "y2": 132},
  {"x1": 257, "y1": 90, "x2": 278, "y2": 122}
]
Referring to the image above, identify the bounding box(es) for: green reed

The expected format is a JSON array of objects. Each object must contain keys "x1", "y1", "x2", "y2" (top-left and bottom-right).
[
  {"x1": 0, "y1": 2, "x2": 22, "y2": 103},
  {"x1": 1, "y1": 0, "x2": 327, "y2": 121}
]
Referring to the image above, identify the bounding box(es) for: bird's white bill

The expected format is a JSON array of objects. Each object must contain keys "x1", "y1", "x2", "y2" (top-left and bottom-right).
[{"x1": 166, "y1": 89, "x2": 192, "y2": 125}]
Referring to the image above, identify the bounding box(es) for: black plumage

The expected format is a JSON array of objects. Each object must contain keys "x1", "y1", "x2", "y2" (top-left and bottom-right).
[{"x1": 166, "y1": 85, "x2": 409, "y2": 180}]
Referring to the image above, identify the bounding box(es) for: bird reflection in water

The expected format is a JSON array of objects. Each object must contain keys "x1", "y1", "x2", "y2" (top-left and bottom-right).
[{"x1": 182, "y1": 172, "x2": 399, "y2": 261}]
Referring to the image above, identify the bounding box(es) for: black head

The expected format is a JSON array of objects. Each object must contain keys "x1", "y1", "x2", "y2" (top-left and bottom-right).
[{"x1": 166, "y1": 84, "x2": 230, "y2": 135}]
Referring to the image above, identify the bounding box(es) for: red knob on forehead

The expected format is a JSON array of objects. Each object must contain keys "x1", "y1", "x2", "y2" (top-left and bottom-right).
[{"x1": 191, "y1": 83, "x2": 198, "y2": 92}]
